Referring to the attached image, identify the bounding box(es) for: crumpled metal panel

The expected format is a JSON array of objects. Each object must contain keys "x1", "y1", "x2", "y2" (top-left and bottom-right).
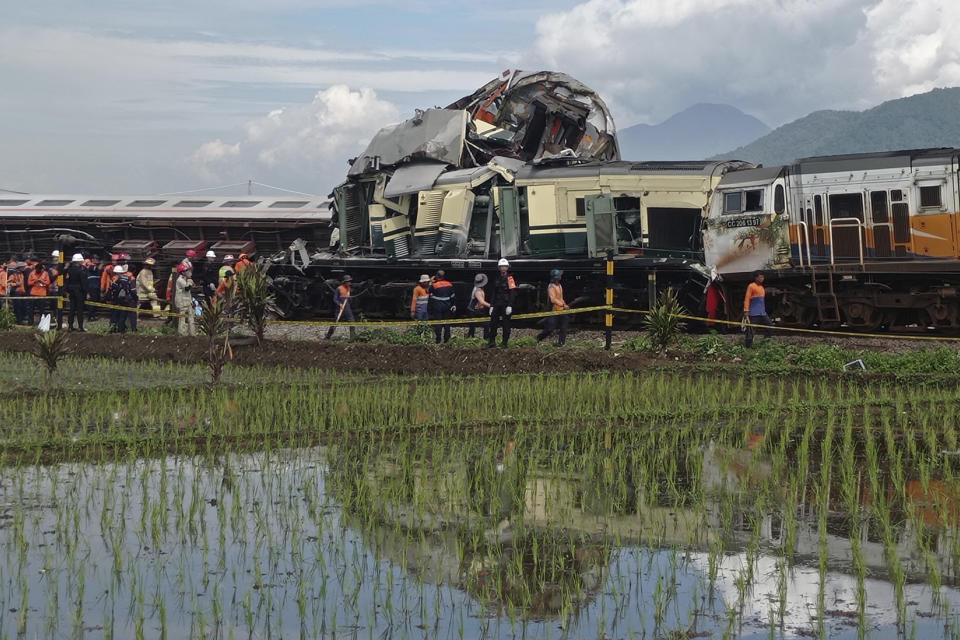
[
  {"x1": 349, "y1": 71, "x2": 618, "y2": 180},
  {"x1": 349, "y1": 109, "x2": 467, "y2": 176},
  {"x1": 383, "y1": 162, "x2": 448, "y2": 198},
  {"x1": 448, "y1": 69, "x2": 619, "y2": 164}
]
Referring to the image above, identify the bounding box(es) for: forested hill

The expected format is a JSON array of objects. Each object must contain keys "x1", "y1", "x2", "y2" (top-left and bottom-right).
[{"x1": 713, "y1": 87, "x2": 960, "y2": 166}]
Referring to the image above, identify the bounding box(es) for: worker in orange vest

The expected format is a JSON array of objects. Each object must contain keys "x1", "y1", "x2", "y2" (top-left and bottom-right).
[
  {"x1": 325, "y1": 274, "x2": 355, "y2": 339},
  {"x1": 234, "y1": 253, "x2": 252, "y2": 274},
  {"x1": 536, "y1": 269, "x2": 570, "y2": 346},
  {"x1": 410, "y1": 274, "x2": 430, "y2": 320},
  {"x1": 27, "y1": 262, "x2": 52, "y2": 325},
  {"x1": 743, "y1": 270, "x2": 773, "y2": 348},
  {"x1": 428, "y1": 270, "x2": 456, "y2": 343},
  {"x1": 6, "y1": 262, "x2": 27, "y2": 324}
]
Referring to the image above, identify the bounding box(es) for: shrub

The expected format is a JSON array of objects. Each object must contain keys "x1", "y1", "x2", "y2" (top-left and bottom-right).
[
  {"x1": 32, "y1": 330, "x2": 70, "y2": 375},
  {"x1": 643, "y1": 288, "x2": 686, "y2": 353},
  {"x1": 235, "y1": 265, "x2": 275, "y2": 345},
  {"x1": 0, "y1": 302, "x2": 15, "y2": 331}
]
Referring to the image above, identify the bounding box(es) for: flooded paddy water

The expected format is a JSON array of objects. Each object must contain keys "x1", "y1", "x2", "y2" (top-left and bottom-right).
[{"x1": 3, "y1": 357, "x2": 960, "y2": 638}]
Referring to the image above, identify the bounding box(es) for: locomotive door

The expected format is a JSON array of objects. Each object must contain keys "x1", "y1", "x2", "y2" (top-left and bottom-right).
[
  {"x1": 869, "y1": 190, "x2": 892, "y2": 258},
  {"x1": 890, "y1": 189, "x2": 912, "y2": 257},
  {"x1": 827, "y1": 192, "x2": 864, "y2": 261},
  {"x1": 585, "y1": 194, "x2": 617, "y2": 258}
]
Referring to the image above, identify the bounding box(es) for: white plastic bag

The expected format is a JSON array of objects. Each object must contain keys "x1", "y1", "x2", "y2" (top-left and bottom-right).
[{"x1": 38, "y1": 313, "x2": 52, "y2": 332}]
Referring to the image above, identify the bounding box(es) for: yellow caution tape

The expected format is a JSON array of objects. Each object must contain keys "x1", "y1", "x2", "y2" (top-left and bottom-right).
[
  {"x1": 274, "y1": 305, "x2": 611, "y2": 328},
  {"x1": 85, "y1": 300, "x2": 187, "y2": 319},
  {"x1": 611, "y1": 306, "x2": 960, "y2": 342}
]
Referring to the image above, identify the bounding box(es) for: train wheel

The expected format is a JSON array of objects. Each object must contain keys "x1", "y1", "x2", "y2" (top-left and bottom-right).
[
  {"x1": 842, "y1": 301, "x2": 882, "y2": 331},
  {"x1": 921, "y1": 303, "x2": 959, "y2": 330},
  {"x1": 776, "y1": 298, "x2": 815, "y2": 327}
]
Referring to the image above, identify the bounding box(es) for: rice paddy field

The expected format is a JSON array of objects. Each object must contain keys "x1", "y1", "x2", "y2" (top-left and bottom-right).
[{"x1": 3, "y1": 349, "x2": 960, "y2": 639}]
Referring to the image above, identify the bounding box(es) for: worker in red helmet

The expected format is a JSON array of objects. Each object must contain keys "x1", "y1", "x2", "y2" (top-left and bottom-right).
[{"x1": 235, "y1": 252, "x2": 252, "y2": 274}]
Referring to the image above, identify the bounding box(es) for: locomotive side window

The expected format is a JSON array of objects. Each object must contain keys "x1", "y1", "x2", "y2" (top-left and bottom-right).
[
  {"x1": 919, "y1": 185, "x2": 942, "y2": 208},
  {"x1": 744, "y1": 189, "x2": 763, "y2": 212},
  {"x1": 575, "y1": 198, "x2": 586, "y2": 217},
  {"x1": 774, "y1": 185, "x2": 785, "y2": 214},
  {"x1": 890, "y1": 189, "x2": 904, "y2": 202},
  {"x1": 870, "y1": 191, "x2": 888, "y2": 223},
  {"x1": 723, "y1": 192, "x2": 742, "y2": 214},
  {"x1": 814, "y1": 195, "x2": 823, "y2": 225}
]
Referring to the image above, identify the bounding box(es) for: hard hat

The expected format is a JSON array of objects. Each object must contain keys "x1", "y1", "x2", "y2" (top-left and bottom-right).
[
  {"x1": 419, "y1": 274, "x2": 430, "y2": 283},
  {"x1": 342, "y1": 274, "x2": 352, "y2": 283},
  {"x1": 550, "y1": 268, "x2": 563, "y2": 278},
  {"x1": 497, "y1": 258, "x2": 510, "y2": 267},
  {"x1": 185, "y1": 249, "x2": 197, "y2": 258},
  {"x1": 224, "y1": 254, "x2": 235, "y2": 262},
  {"x1": 51, "y1": 250, "x2": 59, "y2": 257},
  {"x1": 144, "y1": 257, "x2": 156, "y2": 266},
  {"x1": 205, "y1": 250, "x2": 216, "y2": 259},
  {"x1": 113, "y1": 265, "x2": 126, "y2": 274},
  {"x1": 238, "y1": 253, "x2": 247, "y2": 260},
  {"x1": 474, "y1": 273, "x2": 488, "y2": 286},
  {"x1": 71, "y1": 253, "x2": 84, "y2": 262},
  {"x1": 176, "y1": 263, "x2": 188, "y2": 273}
]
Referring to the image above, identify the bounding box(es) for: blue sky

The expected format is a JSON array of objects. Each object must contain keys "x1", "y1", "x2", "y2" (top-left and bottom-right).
[{"x1": 2, "y1": 0, "x2": 958, "y2": 196}]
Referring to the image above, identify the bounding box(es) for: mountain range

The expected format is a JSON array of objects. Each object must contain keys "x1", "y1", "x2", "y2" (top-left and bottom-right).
[
  {"x1": 617, "y1": 87, "x2": 960, "y2": 167},
  {"x1": 617, "y1": 103, "x2": 770, "y2": 161},
  {"x1": 713, "y1": 87, "x2": 960, "y2": 165}
]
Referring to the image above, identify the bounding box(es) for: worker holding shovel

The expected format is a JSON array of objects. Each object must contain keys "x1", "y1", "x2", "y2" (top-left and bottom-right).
[{"x1": 325, "y1": 274, "x2": 356, "y2": 340}]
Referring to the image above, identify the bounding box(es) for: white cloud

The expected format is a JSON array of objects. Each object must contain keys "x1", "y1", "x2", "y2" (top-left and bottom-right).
[
  {"x1": 865, "y1": 0, "x2": 960, "y2": 95},
  {"x1": 531, "y1": 0, "x2": 960, "y2": 128},
  {"x1": 189, "y1": 85, "x2": 399, "y2": 193}
]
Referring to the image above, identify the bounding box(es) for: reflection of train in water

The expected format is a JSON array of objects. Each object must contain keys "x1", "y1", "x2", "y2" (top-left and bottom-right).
[{"x1": 4, "y1": 70, "x2": 960, "y2": 329}]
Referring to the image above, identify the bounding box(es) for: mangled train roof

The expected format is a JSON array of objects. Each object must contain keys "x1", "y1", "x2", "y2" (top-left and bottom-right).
[{"x1": 348, "y1": 70, "x2": 618, "y2": 178}]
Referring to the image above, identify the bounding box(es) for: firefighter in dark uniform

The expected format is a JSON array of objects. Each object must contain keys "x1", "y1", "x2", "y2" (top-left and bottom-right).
[
  {"x1": 486, "y1": 258, "x2": 517, "y2": 348},
  {"x1": 428, "y1": 269, "x2": 456, "y2": 343}
]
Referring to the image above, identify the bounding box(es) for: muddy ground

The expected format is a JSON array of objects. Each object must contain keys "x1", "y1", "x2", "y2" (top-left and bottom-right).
[
  {"x1": 2, "y1": 318, "x2": 957, "y2": 376},
  {"x1": 0, "y1": 330, "x2": 667, "y2": 375}
]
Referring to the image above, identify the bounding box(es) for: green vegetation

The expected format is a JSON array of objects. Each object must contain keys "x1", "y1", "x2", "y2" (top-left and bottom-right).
[
  {"x1": 30, "y1": 329, "x2": 70, "y2": 376},
  {"x1": 642, "y1": 287, "x2": 685, "y2": 353},
  {"x1": 2, "y1": 347, "x2": 960, "y2": 638},
  {"x1": 235, "y1": 264, "x2": 274, "y2": 344}
]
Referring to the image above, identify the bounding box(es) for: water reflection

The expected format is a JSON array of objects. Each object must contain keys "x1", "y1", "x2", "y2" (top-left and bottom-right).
[
  {"x1": 329, "y1": 430, "x2": 960, "y2": 636},
  {"x1": 2, "y1": 429, "x2": 959, "y2": 639}
]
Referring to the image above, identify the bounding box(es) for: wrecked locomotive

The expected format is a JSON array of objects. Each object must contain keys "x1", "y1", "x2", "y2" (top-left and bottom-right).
[
  {"x1": 267, "y1": 70, "x2": 752, "y2": 321},
  {"x1": 271, "y1": 71, "x2": 960, "y2": 332}
]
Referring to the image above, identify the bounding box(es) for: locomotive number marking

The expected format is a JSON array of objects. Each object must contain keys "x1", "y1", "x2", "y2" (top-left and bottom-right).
[{"x1": 724, "y1": 216, "x2": 761, "y2": 229}]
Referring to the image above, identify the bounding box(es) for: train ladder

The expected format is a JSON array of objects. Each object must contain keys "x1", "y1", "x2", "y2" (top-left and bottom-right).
[{"x1": 811, "y1": 268, "x2": 841, "y2": 324}]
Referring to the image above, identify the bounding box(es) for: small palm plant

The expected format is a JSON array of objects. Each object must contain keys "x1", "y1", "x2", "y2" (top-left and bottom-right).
[
  {"x1": 32, "y1": 330, "x2": 70, "y2": 376},
  {"x1": 0, "y1": 302, "x2": 15, "y2": 331},
  {"x1": 643, "y1": 287, "x2": 686, "y2": 354},
  {"x1": 235, "y1": 264, "x2": 275, "y2": 345},
  {"x1": 199, "y1": 296, "x2": 233, "y2": 384}
]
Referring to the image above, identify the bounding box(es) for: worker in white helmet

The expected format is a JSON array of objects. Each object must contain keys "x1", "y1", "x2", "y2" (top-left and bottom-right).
[{"x1": 486, "y1": 258, "x2": 517, "y2": 348}]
